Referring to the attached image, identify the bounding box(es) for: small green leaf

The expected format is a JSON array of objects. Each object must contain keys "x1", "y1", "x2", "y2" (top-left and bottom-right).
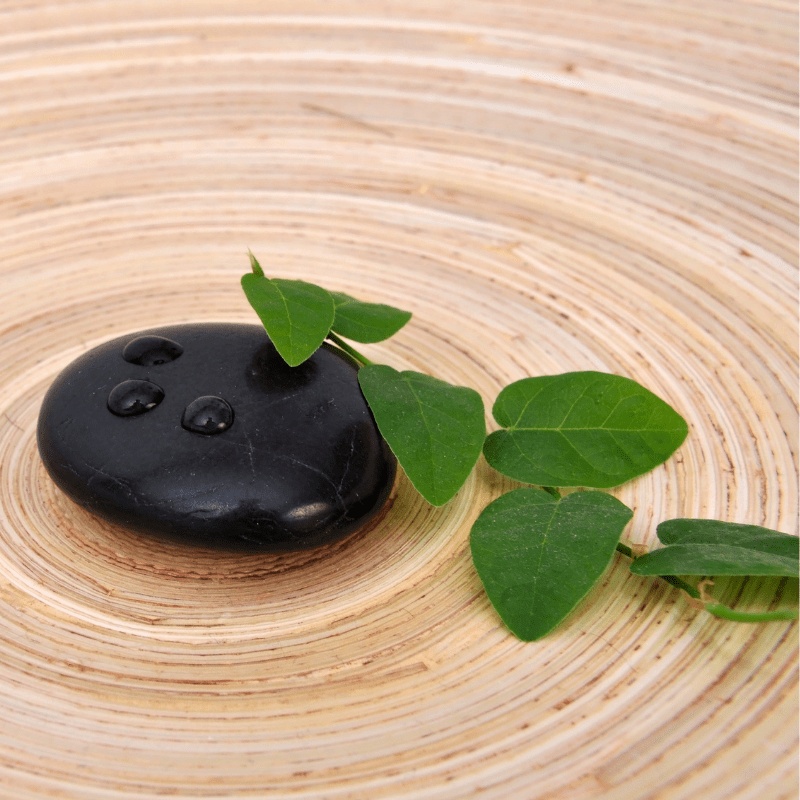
[
  {"x1": 357, "y1": 364, "x2": 485, "y2": 506},
  {"x1": 631, "y1": 545, "x2": 798, "y2": 577},
  {"x1": 470, "y1": 488, "x2": 633, "y2": 641},
  {"x1": 241, "y1": 273, "x2": 335, "y2": 367},
  {"x1": 330, "y1": 292, "x2": 412, "y2": 343},
  {"x1": 483, "y1": 372, "x2": 688, "y2": 488},
  {"x1": 657, "y1": 518, "x2": 799, "y2": 555},
  {"x1": 630, "y1": 520, "x2": 799, "y2": 577}
]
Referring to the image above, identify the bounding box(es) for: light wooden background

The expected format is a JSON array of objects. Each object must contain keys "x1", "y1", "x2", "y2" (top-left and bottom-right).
[{"x1": 0, "y1": 2, "x2": 797, "y2": 798}]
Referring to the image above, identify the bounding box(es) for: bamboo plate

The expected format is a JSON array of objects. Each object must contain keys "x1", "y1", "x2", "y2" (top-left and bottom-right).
[{"x1": 0, "y1": 2, "x2": 797, "y2": 798}]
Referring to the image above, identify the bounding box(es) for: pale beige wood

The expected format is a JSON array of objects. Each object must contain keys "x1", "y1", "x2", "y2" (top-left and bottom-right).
[{"x1": 0, "y1": 1, "x2": 796, "y2": 798}]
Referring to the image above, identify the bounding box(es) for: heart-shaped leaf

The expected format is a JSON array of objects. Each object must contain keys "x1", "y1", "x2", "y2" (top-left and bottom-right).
[
  {"x1": 357, "y1": 364, "x2": 485, "y2": 506},
  {"x1": 630, "y1": 519, "x2": 799, "y2": 577},
  {"x1": 483, "y1": 372, "x2": 688, "y2": 488},
  {"x1": 331, "y1": 292, "x2": 412, "y2": 343},
  {"x1": 470, "y1": 488, "x2": 633, "y2": 640},
  {"x1": 241, "y1": 273, "x2": 335, "y2": 367}
]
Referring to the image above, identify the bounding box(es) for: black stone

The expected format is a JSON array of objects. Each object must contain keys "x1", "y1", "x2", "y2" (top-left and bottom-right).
[{"x1": 38, "y1": 323, "x2": 397, "y2": 552}]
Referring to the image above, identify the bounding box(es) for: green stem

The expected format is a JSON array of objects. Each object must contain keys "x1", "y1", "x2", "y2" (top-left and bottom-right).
[
  {"x1": 704, "y1": 604, "x2": 799, "y2": 623},
  {"x1": 327, "y1": 331, "x2": 373, "y2": 367},
  {"x1": 661, "y1": 574, "x2": 702, "y2": 600}
]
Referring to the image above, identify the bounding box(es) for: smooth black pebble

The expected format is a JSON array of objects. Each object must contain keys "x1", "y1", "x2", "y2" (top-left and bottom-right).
[{"x1": 38, "y1": 323, "x2": 397, "y2": 552}]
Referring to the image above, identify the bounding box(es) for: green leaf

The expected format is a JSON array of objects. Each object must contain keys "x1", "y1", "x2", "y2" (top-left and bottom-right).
[
  {"x1": 631, "y1": 545, "x2": 798, "y2": 578},
  {"x1": 241, "y1": 273, "x2": 335, "y2": 367},
  {"x1": 357, "y1": 364, "x2": 485, "y2": 506},
  {"x1": 483, "y1": 372, "x2": 688, "y2": 488},
  {"x1": 330, "y1": 292, "x2": 412, "y2": 343},
  {"x1": 657, "y1": 518, "x2": 799, "y2": 555},
  {"x1": 470, "y1": 488, "x2": 633, "y2": 641},
  {"x1": 630, "y1": 519, "x2": 799, "y2": 577}
]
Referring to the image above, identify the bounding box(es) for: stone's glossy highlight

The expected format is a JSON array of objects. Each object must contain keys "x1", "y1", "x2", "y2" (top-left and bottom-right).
[
  {"x1": 181, "y1": 395, "x2": 234, "y2": 435},
  {"x1": 107, "y1": 379, "x2": 165, "y2": 417},
  {"x1": 122, "y1": 335, "x2": 184, "y2": 366},
  {"x1": 38, "y1": 323, "x2": 397, "y2": 552}
]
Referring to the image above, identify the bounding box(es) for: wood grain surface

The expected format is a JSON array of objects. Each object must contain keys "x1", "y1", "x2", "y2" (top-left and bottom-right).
[{"x1": 0, "y1": 2, "x2": 797, "y2": 798}]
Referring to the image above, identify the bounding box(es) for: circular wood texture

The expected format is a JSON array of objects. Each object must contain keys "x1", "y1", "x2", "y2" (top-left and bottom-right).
[{"x1": 0, "y1": 2, "x2": 797, "y2": 798}]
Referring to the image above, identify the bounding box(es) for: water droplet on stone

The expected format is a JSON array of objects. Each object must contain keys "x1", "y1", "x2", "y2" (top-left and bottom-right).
[
  {"x1": 108, "y1": 380, "x2": 165, "y2": 417},
  {"x1": 181, "y1": 396, "x2": 234, "y2": 435},
  {"x1": 122, "y1": 335, "x2": 183, "y2": 366}
]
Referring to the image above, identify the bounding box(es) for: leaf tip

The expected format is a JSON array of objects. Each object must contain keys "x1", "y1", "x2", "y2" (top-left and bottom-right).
[{"x1": 247, "y1": 250, "x2": 265, "y2": 277}]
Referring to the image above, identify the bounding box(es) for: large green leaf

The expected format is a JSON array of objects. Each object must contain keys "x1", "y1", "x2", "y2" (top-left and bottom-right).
[
  {"x1": 470, "y1": 488, "x2": 633, "y2": 641},
  {"x1": 630, "y1": 519, "x2": 799, "y2": 577},
  {"x1": 241, "y1": 273, "x2": 335, "y2": 367},
  {"x1": 357, "y1": 365, "x2": 485, "y2": 506},
  {"x1": 483, "y1": 372, "x2": 688, "y2": 488},
  {"x1": 330, "y1": 292, "x2": 412, "y2": 343}
]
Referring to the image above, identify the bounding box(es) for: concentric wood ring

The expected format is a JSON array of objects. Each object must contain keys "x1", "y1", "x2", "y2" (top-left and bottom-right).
[{"x1": 0, "y1": 3, "x2": 796, "y2": 798}]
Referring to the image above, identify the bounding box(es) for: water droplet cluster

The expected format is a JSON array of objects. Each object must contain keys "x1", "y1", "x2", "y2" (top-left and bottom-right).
[{"x1": 109, "y1": 336, "x2": 233, "y2": 434}]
